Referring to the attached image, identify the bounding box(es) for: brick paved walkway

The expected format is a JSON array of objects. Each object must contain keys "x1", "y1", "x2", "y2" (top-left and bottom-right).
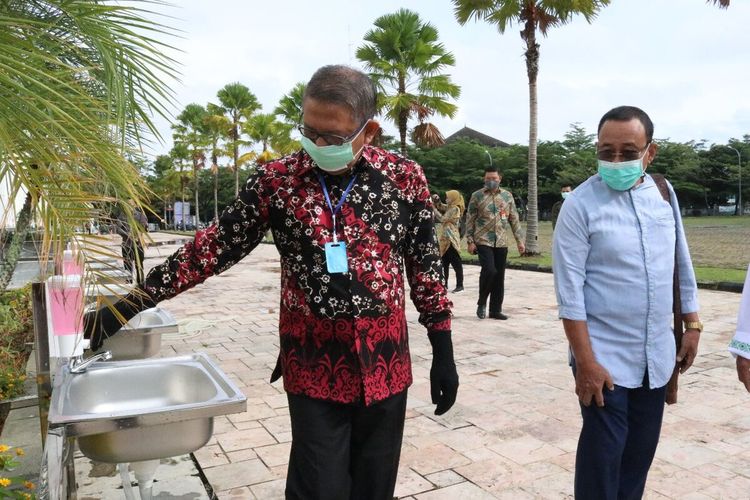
[{"x1": 139, "y1": 233, "x2": 746, "y2": 499}]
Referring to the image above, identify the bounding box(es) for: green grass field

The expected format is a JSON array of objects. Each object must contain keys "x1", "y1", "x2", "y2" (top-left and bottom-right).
[{"x1": 460, "y1": 216, "x2": 749, "y2": 284}]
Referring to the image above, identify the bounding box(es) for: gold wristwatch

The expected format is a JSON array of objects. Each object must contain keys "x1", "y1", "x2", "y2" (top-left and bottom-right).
[{"x1": 683, "y1": 321, "x2": 703, "y2": 332}]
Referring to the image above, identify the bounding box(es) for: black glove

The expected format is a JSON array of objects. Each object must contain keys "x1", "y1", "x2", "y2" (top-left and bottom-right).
[
  {"x1": 84, "y1": 287, "x2": 156, "y2": 351},
  {"x1": 428, "y1": 330, "x2": 459, "y2": 416}
]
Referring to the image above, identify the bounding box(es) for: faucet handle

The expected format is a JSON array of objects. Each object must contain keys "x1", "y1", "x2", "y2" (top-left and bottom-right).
[{"x1": 69, "y1": 350, "x2": 113, "y2": 373}]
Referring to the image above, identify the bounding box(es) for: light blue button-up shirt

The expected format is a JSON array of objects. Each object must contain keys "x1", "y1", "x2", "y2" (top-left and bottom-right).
[{"x1": 552, "y1": 174, "x2": 699, "y2": 389}]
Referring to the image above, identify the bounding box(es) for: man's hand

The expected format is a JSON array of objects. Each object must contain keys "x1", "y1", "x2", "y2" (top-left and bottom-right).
[
  {"x1": 737, "y1": 356, "x2": 750, "y2": 392},
  {"x1": 517, "y1": 242, "x2": 525, "y2": 255},
  {"x1": 84, "y1": 288, "x2": 155, "y2": 351},
  {"x1": 574, "y1": 361, "x2": 614, "y2": 407},
  {"x1": 467, "y1": 242, "x2": 476, "y2": 255},
  {"x1": 676, "y1": 329, "x2": 700, "y2": 373},
  {"x1": 428, "y1": 330, "x2": 459, "y2": 415}
]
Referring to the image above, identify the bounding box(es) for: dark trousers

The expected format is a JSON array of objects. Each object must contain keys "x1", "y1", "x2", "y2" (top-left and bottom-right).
[
  {"x1": 574, "y1": 370, "x2": 667, "y2": 500},
  {"x1": 441, "y1": 246, "x2": 463, "y2": 288},
  {"x1": 285, "y1": 391, "x2": 408, "y2": 500},
  {"x1": 122, "y1": 240, "x2": 145, "y2": 285},
  {"x1": 476, "y1": 245, "x2": 508, "y2": 313}
]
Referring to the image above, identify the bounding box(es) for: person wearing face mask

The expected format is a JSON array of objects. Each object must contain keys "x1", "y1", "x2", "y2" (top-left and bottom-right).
[
  {"x1": 465, "y1": 166, "x2": 525, "y2": 320},
  {"x1": 552, "y1": 106, "x2": 702, "y2": 499},
  {"x1": 83, "y1": 65, "x2": 458, "y2": 500},
  {"x1": 550, "y1": 184, "x2": 572, "y2": 230},
  {"x1": 432, "y1": 190, "x2": 465, "y2": 292}
]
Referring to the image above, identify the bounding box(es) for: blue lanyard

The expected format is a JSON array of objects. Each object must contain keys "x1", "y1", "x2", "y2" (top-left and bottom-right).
[{"x1": 317, "y1": 172, "x2": 357, "y2": 243}]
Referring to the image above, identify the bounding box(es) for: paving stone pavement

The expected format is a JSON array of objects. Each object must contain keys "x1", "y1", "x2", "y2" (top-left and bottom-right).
[{"x1": 134, "y1": 233, "x2": 746, "y2": 498}]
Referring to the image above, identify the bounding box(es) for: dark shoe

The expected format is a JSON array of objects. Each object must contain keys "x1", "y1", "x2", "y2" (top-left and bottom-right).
[
  {"x1": 452, "y1": 285, "x2": 464, "y2": 293},
  {"x1": 476, "y1": 305, "x2": 486, "y2": 319},
  {"x1": 489, "y1": 312, "x2": 509, "y2": 320}
]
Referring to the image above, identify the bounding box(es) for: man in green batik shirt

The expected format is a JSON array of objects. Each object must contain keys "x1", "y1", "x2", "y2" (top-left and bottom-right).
[{"x1": 466, "y1": 166, "x2": 525, "y2": 320}]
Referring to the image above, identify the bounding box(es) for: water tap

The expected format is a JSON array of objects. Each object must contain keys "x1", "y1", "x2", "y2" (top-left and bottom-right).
[{"x1": 69, "y1": 351, "x2": 112, "y2": 374}]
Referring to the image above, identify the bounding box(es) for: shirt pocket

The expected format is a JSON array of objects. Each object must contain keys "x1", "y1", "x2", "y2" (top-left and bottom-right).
[{"x1": 648, "y1": 204, "x2": 675, "y2": 227}]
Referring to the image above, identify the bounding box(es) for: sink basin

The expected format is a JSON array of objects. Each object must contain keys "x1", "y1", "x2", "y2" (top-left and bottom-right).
[
  {"x1": 94, "y1": 308, "x2": 177, "y2": 360},
  {"x1": 48, "y1": 353, "x2": 246, "y2": 463}
]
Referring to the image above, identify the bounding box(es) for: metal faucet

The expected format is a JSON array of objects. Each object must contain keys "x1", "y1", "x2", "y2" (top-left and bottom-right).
[{"x1": 69, "y1": 351, "x2": 112, "y2": 374}]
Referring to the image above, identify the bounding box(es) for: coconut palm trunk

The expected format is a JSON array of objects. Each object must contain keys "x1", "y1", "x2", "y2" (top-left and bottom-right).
[
  {"x1": 0, "y1": 193, "x2": 32, "y2": 293},
  {"x1": 398, "y1": 74, "x2": 409, "y2": 156},
  {"x1": 213, "y1": 166, "x2": 219, "y2": 223},
  {"x1": 523, "y1": 16, "x2": 540, "y2": 255},
  {"x1": 193, "y1": 160, "x2": 200, "y2": 227},
  {"x1": 233, "y1": 118, "x2": 240, "y2": 196}
]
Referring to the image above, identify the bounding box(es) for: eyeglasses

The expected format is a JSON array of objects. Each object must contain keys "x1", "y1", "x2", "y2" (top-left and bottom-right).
[
  {"x1": 297, "y1": 120, "x2": 368, "y2": 146},
  {"x1": 597, "y1": 143, "x2": 651, "y2": 162}
]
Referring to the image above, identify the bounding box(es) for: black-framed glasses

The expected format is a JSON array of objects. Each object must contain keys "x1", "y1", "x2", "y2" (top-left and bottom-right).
[
  {"x1": 297, "y1": 120, "x2": 368, "y2": 146},
  {"x1": 597, "y1": 143, "x2": 651, "y2": 162}
]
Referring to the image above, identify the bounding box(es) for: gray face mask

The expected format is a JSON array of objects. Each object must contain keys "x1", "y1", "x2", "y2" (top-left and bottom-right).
[{"x1": 485, "y1": 180, "x2": 499, "y2": 191}]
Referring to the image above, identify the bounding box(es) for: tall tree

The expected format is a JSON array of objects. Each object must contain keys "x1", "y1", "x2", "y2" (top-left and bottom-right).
[
  {"x1": 174, "y1": 103, "x2": 208, "y2": 226},
  {"x1": 204, "y1": 103, "x2": 231, "y2": 222},
  {"x1": 170, "y1": 142, "x2": 191, "y2": 231},
  {"x1": 453, "y1": 0, "x2": 610, "y2": 255},
  {"x1": 217, "y1": 83, "x2": 261, "y2": 196},
  {"x1": 356, "y1": 8, "x2": 461, "y2": 156},
  {"x1": 149, "y1": 155, "x2": 181, "y2": 227},
  {"x1": 274, "y1": 82, "x2": 306, "y2": 126},
  {"x1": 0, "y1": 0, "x2": 177, "y2": 289},
  {"x1": 243, "y1": 113, "x2": 299, "y2": 165}
]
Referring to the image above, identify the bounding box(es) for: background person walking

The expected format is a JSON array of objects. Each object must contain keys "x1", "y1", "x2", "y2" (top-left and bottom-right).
[
  {"x1": 465, "y1": 166, "x2": 524, "y2": 320},
  {"x1": 433, "y1": 190, "x2": 465, "y2": 292}
]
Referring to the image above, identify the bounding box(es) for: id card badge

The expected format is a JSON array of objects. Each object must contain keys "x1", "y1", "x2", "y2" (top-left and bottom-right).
[{"x1": 325, "y1": 242, "x2": 349, "y2": 273}]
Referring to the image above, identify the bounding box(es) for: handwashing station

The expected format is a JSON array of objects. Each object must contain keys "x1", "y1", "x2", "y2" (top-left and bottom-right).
[{"x1": 38, "y1": 254, "x2": 246, "y2": 499}]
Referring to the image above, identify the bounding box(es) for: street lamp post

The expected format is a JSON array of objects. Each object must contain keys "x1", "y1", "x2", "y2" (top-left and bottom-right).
[
  {"x1": 485, "y1": 150, "x2": 493, "y2": 167},
  {"x1": 728, "y1": 146, "x2": 742, "y2": 216}
]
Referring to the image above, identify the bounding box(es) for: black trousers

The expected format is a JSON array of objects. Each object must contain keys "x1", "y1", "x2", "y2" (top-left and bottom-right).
[
  {"x1": 573, "y1": 367, "x2": 667, "y2": 500},
  {"x1": 122, "y1": 240, "x2": 145, "y2": 285},
  {"x1": 285, "y1": 391, "x2": 408, "y2": 500},
  {"x1": 476, "y1": 245, "x2": 508, "y2": 313},
  {"x1": 441, "y1": 246, "x2": 463, "y2": 288}
]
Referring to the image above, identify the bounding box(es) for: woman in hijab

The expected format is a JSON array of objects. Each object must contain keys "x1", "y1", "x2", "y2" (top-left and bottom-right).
[{"x1": 433, "y1": 190, "x2": 465, "y2": 292}]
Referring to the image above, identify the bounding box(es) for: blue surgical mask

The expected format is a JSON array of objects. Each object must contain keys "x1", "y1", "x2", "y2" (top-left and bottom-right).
[
  {"x1": 597, "y1": 147, "x2": 649, "y2": 191},
  {"x1": 561, "y1": 192, "x2": 570, "y2": 200},
  {"x1": 485, "y1": 181, "x2": 499, "y2": 191},
  {"x1": 301, "y1": 135, "x2": 364, "y2": 173}
]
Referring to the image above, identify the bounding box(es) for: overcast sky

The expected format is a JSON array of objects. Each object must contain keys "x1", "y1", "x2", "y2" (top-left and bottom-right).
[{"x1": 144, "y1": 0, "x2": 749, "y2": 157}]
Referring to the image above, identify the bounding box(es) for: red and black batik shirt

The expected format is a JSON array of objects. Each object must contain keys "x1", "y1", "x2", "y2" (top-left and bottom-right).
[{"x1": 143, "y1": 145, "x2": 452, "y2": 405}]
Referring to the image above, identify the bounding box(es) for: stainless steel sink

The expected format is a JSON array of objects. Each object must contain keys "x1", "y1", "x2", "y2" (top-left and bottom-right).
[
  {"x1": 48, "y1": 353, "x2": 246, "y2": 463},
  {"x1": 94, "y1": 308, "x2": 177, "y2": 360}
]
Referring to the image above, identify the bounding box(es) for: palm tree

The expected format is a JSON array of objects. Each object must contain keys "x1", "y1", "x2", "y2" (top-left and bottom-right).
[
  {"x1": 217, "y1": 83, "x2": 261, "y2": 196},
  {"x1": 242, "y1": 114, "x2": 299, "y2": 166},
  {"x1": 0, "y1": 0, "x2": 178, "y2": 291},
  {"x1": 150, "y1": 155, "x2": 181, "y2": 228},
  {"x1": 274, "y1": 83, "x2": 306, "y2": 126},
  {"x1": 356, "y1": 9, "x2": 461, "y2": 156},
  {"x1": 453, "y1": 0, "x2": 610, "y2": 255},
  {"x1": 174, "y1": 104, "x2": 208, "y2": 227},
  {"x1": 204, "y1": 104, "x2": 231, "y2": 223},
  {"x1": 170, "y1": 143, "x2": 191, "y2": 231},
  {"x1": 708, "y1": 0, "x2": 730, "y2": 6}
]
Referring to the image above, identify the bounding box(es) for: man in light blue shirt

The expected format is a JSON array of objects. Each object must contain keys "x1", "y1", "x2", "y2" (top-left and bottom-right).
[{"x1": 553, "y1": 106, "x2": 702, "y2": 500}]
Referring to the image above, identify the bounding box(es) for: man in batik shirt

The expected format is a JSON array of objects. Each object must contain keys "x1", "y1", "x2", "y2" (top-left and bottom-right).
[
  {"x1": 465, "y1": 166, "x2": 525, "y2": 320},
  {"x1": 85, "y1": 65, "x2": 458, "y2": 500}
]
